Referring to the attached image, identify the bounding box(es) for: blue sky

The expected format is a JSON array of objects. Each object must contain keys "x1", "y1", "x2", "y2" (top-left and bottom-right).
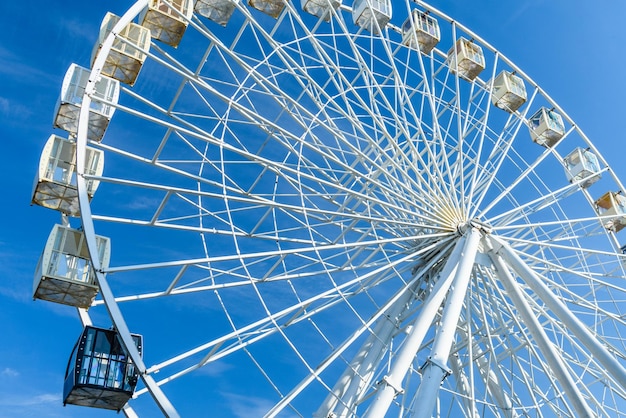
[{"x1": 2, "y1": 1, "x2": 626, "y2": 417}]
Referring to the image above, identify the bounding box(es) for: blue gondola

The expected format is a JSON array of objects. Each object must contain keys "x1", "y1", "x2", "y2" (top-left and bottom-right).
[{"x1": 63, "y1": 326, "x2": 142, "y2": 411}]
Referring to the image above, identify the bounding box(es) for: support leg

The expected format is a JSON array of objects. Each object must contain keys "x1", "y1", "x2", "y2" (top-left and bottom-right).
[
  {"x1": 364, "y1": 227, "x2": 482, "y2": 418},
  {"x1": 491, "y1": 235, "x2": 626, "y2": 390},
  {"x1": 410, "y1": 227, "x2": 482, "y2": 418},
  {"x1": 487, "y1": 239, "x2": 594, "y2": 418}
]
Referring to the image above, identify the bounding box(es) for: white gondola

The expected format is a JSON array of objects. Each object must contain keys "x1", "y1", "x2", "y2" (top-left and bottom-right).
[
  {"x1": 402, "y1": 9, "x2": 440, "y2": 54},
  {"x1": 53, "y1": 64, "x2": 120, "y2": 142},
  {"x1": 33, "y1": 224, "x2": 111, "y2": 308},
  {"x1": 595, "y1": 191, "x2": 626, "y2": 232},
  {"x1": 139, "y1": 0, "x2": 194, "y2": 47},
  {"x1": 63, "y1": 326, "x2": 142, "y2": 411},
  {"x1": 195, "y1": 0, "x2": 237, "y2": 25},
  {"x1": 491, "y1": 70, "x2": 527, "y2": 113},
  {"x1": 248, "y1": 0, "x2": 287, "y2": 18},
  {"x1": 31, "y1": 135, "x2": 104, "y2": 216},
  {"x1": 446, "y1": 37, "x2": 485, "y2": 81},
  {"x1": 563, "y1": 147, "x2": 601, "y2": 188},
  {"x1": 92, "y1": 12, "x2": 151, "y2": 86},
  {"x1": 301, "y1": 0, "x2": 341, "y2": 21},
  {"x1": 352, "y1": 0, "x2": 391, "y2": 34},
  {"x1": 528, "y1": 107, "x2": 565, "y2": 147}
]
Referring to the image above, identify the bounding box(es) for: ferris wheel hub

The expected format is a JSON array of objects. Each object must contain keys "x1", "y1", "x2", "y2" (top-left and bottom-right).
[{"x1": 456, "y1": 218, "x2": 492, "y2": 235}]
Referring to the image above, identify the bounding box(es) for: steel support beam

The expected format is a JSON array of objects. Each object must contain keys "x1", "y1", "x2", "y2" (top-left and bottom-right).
[
  {"x1": 487, "y1": 240, "x2": 594, "y2": 418},
  {"x1": 456, "y1": 327, "x2": 517, "y2": 418},
  {"x1": 364, "y1": 227, "x2": 481, "y2": 418},
  {"x1": 492, "y1": 235, "x2": 626, "y2": 390},
  {"x1": 410, "y1": 227, "x2": 482, "y2": 418},
  {"x1": 315, "y1": 290, "x2": 414, "y2": 418},
  {"x1": 315, "y1": 243, "x2": 455, "y2": 418},
  {"x1": 75, "y1": 1, "x2": 180, "y2": 417}
]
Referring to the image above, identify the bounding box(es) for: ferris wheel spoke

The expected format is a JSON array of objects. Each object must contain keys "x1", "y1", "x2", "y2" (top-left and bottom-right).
[
  {"x1": 467, "y1": 282, "x2": 519, "y2": 414},
  {"x1": 430, "y1": 59, "x2": 469, "y2": 204},
  {"x1": 491, "y1": 217, "x2": 611, "y2": 246},
  {"x1": 381, "y1": 51, "x2": 466, "y2": 215},
  {"x1": 392, "y1": 51, "x2": 453, "y2": 193},
  {"x1": 477, "y1": 264, "x2": 574, "y2": 416},
  {"x1": 170, "y1": 268, "x2": 456, "y2": 408},
  {"x1": 96, "y1": 104, "x2": 435, "y2": 227},
  {"x1": 290, "y1": 11, "x2": 458, "y2": 206},
  {"x1": 484, "y1": 181, "x2": 585, "y2": 227},
  {"x1": 130, "y1": 249, "x2": 424, "y2": 393},
  {"x1": 104, "y1": 231, "x2": 427, "y2": 274},
  {"x1": 271, "y1": 239, "x2": 458, "y2": 417},
  {"x1": 214, "y1": 18, "x2": 458, "y2": 222},
  {"x1": 422, "y1": 94, "x2": 463, "y2": 206},
  {"x1": 469, "y1": 96, "x2": 541, "y2": 217},
  {"x1": 460, "y1": 53, "x2": 518, "y2": 219},
  {"x1": 448, "y1": 22, "x2": 477, "y2": 212},
  {"x1": 499, "y1": 234, "x2": 621, "y2": 265},
  {"x1": 99, "y1": 232, "x2": 444, "y2": 306},
  {"x1": 203, "y1": 10, "x2": 394, "y2": 158},
  {"x1": 476, "y1": 128, "x2": 577, "y2": 221},
  {"x1": 137, "y1": 42, "x2": 368, "y2": 176}
]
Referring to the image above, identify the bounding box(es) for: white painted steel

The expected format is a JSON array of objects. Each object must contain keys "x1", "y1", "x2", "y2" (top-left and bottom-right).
[
  {"x1": 60, "y1": 0, "x2": 626, "y2": 416},
  {"x1": 76, "y1": 2, "x2": 180, "y2": 417},
  {"x1": 492, "y1": 234, "x2": 626, "y2": 391},
  {"x1": 409, "y1": 227, "x2": 481, "y2": 418},
  {"x1": 364, "y1": 228, "x2": 481, "y2": 417},
  {"x1": 488, "y1": 245, "x2": 594, "y2": 417}
]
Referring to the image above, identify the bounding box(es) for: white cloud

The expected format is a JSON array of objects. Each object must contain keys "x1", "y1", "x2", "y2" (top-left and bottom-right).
[
  {"x1": 223, "y1": 392, "x2": 277, "y2": 418},
  {"x1": 32, "y1": 394, "x2": 60, "y2": 404},
  {"x1": 0, "y1": 392, "x2": 60, "y2": 407},
  {"x1": 0, "y1": 97, "x2": 9, "y2": 113},
  {"x1": 58, "y1": 17, "x2": 98, "y2": 44},
  {"x1": 0, "y1": 45, "x2": 58, "y2": 86},
  {"x1": 195, "y1": 360, "x2": 233, "y2": 377},
  {"x1": 222, "y1": 392, "x2": 300, "y2": 418},
  {"x1": 0, "y1": 96, "x2": 33, "y2": 122},
  {"x1": 1, "y1": 368, "x2": 19, "y2": 377},
  {"x1": 503, "y1": 0, "x2": 547, "y2": 28}
]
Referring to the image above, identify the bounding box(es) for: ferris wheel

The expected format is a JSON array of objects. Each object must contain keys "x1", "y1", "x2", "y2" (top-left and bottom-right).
[{"x1": 31, "y1": 0, "x2": 626, "y2": 416}]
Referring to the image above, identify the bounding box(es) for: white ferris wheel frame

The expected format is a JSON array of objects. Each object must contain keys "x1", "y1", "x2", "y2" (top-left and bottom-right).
[{"x1": 70, "y1": 0, "x2": 626, "y2": 417}]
